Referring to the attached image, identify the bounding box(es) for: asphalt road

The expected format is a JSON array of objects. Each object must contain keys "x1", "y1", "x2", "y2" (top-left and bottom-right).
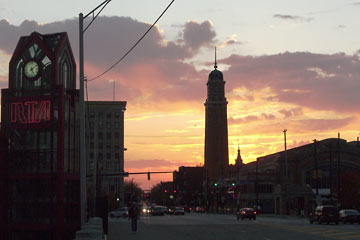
[{"x1": 107, "y1": 213, "x2": 360, "y2": 240}]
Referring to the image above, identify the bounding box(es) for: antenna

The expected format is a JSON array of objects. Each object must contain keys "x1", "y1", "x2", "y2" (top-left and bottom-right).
[{"x1": 214, "y1": 46, "x2": 217, "y2": 69}]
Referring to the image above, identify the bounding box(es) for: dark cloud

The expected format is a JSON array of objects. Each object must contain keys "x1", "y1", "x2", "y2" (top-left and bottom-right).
[
  {"x1": 295, "y1": 117, "x2": 353, "y2": 131},
  {"x1": 0, "y1": 17, "x2": 216, "y2": 69},
  {"x1": 181, "y1": 20, "x2": 216, "y2": 52},
  {"x1": 222, "y1": 52, "x2": 360, "y2": 113},
  {"x1": 273, "y1": 14, "x2": 313, "y2": 22}
]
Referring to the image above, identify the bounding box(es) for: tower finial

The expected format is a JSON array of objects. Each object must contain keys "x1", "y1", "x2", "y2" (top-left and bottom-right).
[{"x1": 214, "y1": 46, "x2": 217, "y2": 69}]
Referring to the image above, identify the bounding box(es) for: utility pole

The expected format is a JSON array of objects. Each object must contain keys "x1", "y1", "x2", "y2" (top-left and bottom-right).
[
  {"x1": 79, "y1": 12, "x2": 86, "y2": 226},
  {"x1": 79, "y1": 0, "x2": 112, "y2": 225},
  {"x1": 283, "y1": 129, "x2": 288, "y2": 180},
  {"x1": 313, "y1": 139, "x2": 319, "y2": 203},
  {"x1": 255, "y1": 158, "x2": 259, "y2": 209},
  {"x1": 329, "y1": 142, "x2": 333, "y2": 204},
  {"x1": 283, "y1": 129, "x2": 288, "y2": 215},
  {"x1": 337, "y1": 133, "x2": 341, "y2": 206}
]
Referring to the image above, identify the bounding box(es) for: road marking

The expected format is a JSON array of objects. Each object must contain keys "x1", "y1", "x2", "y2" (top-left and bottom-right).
[
  {"x1": 322, "y1": 231, "x2": 356, "y2": 237},
  {"x1": 339, "y1": 234, "x2": 360, "y2": 239}
]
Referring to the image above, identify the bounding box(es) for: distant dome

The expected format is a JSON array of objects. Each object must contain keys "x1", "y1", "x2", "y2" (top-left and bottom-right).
[{"x1": 208, "y1": 68, "x2": 223, "y2": 82}]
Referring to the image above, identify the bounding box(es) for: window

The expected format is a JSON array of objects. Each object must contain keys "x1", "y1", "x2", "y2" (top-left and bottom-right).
[
  {"x1": 98, "y1": 142, "x2": 103, "y2": 149},
  {"x1": 106, "y1": 113, "x2": 112, "y2": 118},
  {"x1": 90, "y1": 153, "x2": 94, "y2": 159},
  {"x1": 114, "y1": 132, "x2": 120, "y2": 139},
  {"x1": 106, "y1": 122, "x2": 111, "y2": 129},
  {"x1": 98, "y1": 153, "x2": 103, "y2": 159},
  {"x1": 90, "y1": 132, "x2": 94, "y2": 138},
  {"x1": 115, "y1": 153, "x2": 120, "y2": 159},
  {"x1": 106, "y1": 153, "x2": 111, "y2": 159},
  {"x1": 106, "y1": 142, "x2": 111, "y2": 149},
  {"x1": 98, "y1": 112, "x2": 103, "y2": 118},
  {"x1": 106, "y1": 132, "x2": 111, "y2": 138},
  {"x1": 89, "y1": 112, "x2": 95, "y2": 118},
  {"x1": 90, "y1": 142, "x2": 94, "y2": 149},
  {"x1": 98, "y1": 132, "x2": 103, "y2": 140}
]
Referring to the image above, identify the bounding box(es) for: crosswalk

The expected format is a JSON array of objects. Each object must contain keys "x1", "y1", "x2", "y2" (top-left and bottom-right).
[{"x1": 260, "y1": 222, "x2": 360, "y2": 239}]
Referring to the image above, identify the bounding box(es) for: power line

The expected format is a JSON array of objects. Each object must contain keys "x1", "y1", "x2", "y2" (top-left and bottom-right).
[{"x1": 87, "y1": 0, "x2": 176, "y2": 82}]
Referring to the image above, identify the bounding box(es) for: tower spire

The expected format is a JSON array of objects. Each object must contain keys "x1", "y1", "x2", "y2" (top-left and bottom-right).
[{"x1": 214, "y1": 46, "x2": 217, "y2": 69}]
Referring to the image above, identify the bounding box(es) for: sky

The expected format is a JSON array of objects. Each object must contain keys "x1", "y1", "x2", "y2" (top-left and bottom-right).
[{"x1": 0, "y1": 0, "x2": 360, "y2": 190}]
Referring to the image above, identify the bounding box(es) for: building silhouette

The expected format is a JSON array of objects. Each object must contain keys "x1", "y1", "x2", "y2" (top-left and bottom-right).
[
  {"x1": 204, "y1": 51, "x2": 229, "y2": 181},
  {"x1": 0, "y1": 32, "x2": 80, "y2": 240},
  {"x1": 85, "y1": 101, "x2": 126, "y2": 213}
]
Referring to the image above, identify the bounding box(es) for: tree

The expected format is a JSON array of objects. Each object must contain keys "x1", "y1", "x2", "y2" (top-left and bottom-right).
[
  {"x1": 150, "y1": 181, "x2": 174, "y2": 206},
  {"x1": 124, "y1": 180, "x2": 143, "y2": 206}
]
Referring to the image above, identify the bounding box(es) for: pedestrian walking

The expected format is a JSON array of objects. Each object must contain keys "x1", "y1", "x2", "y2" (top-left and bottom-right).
[{"x1": 128, "y1": 202, "x2": 140, "y2": 233}]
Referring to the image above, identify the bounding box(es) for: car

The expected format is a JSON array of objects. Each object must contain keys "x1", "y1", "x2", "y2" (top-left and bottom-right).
[
  {"x1": 151, "y1": 206, "x2": 166, "y2": 216},
  {"x1": 309, "y1": 205, "x2": 339, "y2": 225},
  {"x1": 142, "y1": 206, "x2": 152, "y2": 214},
  {"x1": 108, "y1": 207, "x2": 128, "y2": 218},
  {"x1": 237, "y1": 208, "x2": 256, "y2": 220},
  {"x1": 339, "y1": 209, "x2": 360, "y2": 224},
  {"x1": 195, "y1": 206, "x2": 205, "y2": 213},
  {"x1": 166, "y1": 206, "x2": 176, "y2": 215},
  {"x1": 174, "y1": 207, "x2": 185, "y2": 215}
]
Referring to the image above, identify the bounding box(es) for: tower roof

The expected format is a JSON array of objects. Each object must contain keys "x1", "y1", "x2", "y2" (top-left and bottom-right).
[{"x1": 208, "y1": 47, "x2": 223, "y2": 82}]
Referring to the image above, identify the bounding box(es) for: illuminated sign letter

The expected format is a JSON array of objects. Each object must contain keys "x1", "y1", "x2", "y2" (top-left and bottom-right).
[
  {"x1": 11, "y1": 102, "x2": 26, "y2": 123},
  {"x1": 35, "y1": 100, "x2": 51, "y2": 122},
  {"x1": 24, "y1": 101, "x2": 38, "y2": 123}
]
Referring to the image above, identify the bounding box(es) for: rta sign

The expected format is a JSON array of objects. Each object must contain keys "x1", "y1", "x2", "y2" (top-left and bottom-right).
[{"x1": 11, "y1": 99, "x2": 51, "y2": 124}]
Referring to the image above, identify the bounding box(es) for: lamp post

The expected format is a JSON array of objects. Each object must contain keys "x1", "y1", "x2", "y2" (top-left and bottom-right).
[{"x1": 79, "y1": 0, "x2": 112, "y2": 226}]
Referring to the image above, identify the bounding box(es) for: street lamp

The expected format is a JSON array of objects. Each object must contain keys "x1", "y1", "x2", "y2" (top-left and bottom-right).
[{"x1": 79, "y1": 0, "x2": 112, "y2": 226}]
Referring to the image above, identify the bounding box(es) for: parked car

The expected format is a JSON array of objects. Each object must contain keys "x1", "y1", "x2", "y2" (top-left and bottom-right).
[
  {"x1": 237, "y1": 208, "x2": 256, "y2": 220},
  {"x1": 108, "y1": 207, "x2": 128, "y2": 218},
  {"x1": 309, "y1": 205, "x2": 339, "y2": 225},
  {"x1": 339, "y1": 209, "x2": 360, "y2": 224},
  {"x1": 174, "y1": 207, "x2": 185, "y2": 215}
]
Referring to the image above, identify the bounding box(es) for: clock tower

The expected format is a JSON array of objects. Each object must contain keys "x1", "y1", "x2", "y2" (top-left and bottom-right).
[
  {"x1": 204, "y1": 50, "x2": 229, "y2": 181},
  {"x1": 1, "y1": 32, "x2": 80, "y2": 240}
]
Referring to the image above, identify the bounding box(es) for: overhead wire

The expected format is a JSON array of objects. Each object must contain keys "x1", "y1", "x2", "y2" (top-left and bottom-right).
[{"x1": 87, "y1": 0, "x2": 176, "y2": 82}]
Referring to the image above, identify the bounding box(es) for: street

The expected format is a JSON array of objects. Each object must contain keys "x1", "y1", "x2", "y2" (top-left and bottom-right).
[{"x1": 108, "y1": 213, "x2": 360, "y2": 240}]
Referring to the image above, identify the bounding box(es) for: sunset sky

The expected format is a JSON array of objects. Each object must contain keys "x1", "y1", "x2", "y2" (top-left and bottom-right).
[{"x1": 1, "y1": 0, "x2": 360, "y2": 190}]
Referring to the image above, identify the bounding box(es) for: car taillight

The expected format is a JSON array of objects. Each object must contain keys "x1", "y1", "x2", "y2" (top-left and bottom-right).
[{"x1": 254, "y1": 211, "x2": 257, "y2": 215}]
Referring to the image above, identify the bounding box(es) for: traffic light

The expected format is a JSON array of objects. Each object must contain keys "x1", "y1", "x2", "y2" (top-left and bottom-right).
[
  {"x1": 164, "y1": 189, "x2": 167, "y2": 193},
  {"x1": 232, "y1": 182, "x2": 235, "y2": 186},
  {"x1": 147, "y1": 171, "x2": 150, "y2": 180},
  {"x1": 214, "y1": 182, "x2": 218, "y2": 187}
]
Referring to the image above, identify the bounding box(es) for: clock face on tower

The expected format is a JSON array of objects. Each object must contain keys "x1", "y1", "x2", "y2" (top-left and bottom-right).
[{"x1": 24, "y1": 60, "x2": 41, "y2": 79}]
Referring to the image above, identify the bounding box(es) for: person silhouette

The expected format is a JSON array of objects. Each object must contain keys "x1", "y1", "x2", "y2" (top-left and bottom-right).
[{"x1": 128, "y1": 201, "x2": 140, "y2": 233}]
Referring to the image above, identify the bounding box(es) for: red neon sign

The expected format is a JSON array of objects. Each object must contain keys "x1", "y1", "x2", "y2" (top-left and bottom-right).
[{"x1": 11, "y1": 100, "x2": 51, "y2": 124}]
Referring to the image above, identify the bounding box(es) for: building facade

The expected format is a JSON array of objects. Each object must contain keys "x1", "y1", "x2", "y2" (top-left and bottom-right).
[
  {"x1": 85, "y1": 101, "x2": 126, "y2": 212},
  {"x1": 0, "y1": 32, "x2": 80, "y2": 240},
  {"x1": 231, "y1": 138, "x2": 360, "y2": 215},
  {"x1": 173, "y1": 166, "x2": 204, "y2": 206},
  {"x1": 204, "y1": 59, "x2": 229, "y2": 181}
]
